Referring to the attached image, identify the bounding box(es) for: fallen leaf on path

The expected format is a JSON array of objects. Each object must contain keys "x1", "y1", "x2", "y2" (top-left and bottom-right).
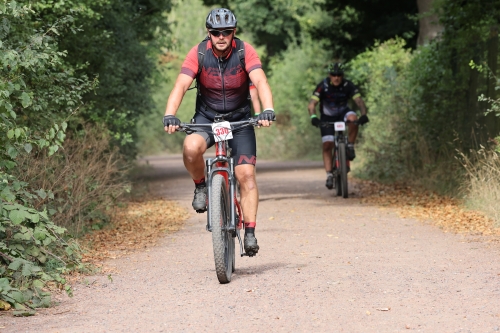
[
  {"x1": 0, "y1": 300, "x2": 11, "y2": 311},
  {"x1": 376, "y1": 307, "x2": 391, "y2": 311}
]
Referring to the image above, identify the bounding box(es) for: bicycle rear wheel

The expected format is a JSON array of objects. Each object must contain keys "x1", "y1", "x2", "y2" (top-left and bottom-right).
[
  {"x1": 210, "y1": 174, "x2": 234, "y2": 284},
  {"x1": 338, "y1": 142, "x2": 348, "y2": 198}
]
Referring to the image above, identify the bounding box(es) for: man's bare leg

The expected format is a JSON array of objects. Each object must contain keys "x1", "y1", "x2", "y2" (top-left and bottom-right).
[
  {"x1": 322, "y1": 141, "x2": 334, "y2": 172},
  {"x1": 183, "y1": 134, "x2": 207, "y2": 179},
  {"x1": 235, "y1": 164, "x2": 259, "y2": 255},
  {"x1": 183, "y1": 134, "x2": 208, "y2": 211},
  {"x1": 322, "y1": 141, "x2": 335, "y2": 189},
  {"x1": 346, "y1": 114, "x2": 359, "y2": 160},
  {"x1": 346, "y1": 113, "x2": 359, "y2": 144}
]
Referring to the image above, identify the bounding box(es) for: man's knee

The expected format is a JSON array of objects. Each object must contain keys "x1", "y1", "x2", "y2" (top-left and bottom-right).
[
  {"x1": 346, "y1": 114, "x2": 358, "y2": 122},
  {"x1": 183, "y1": 135, "x2": 206, "y2": 160},
  {"x1": 235, "y1": 166, "x2": 256, "y2": 190},
  {"x1": 322, "y1": 142, "x2": 334, "y2": 151}
]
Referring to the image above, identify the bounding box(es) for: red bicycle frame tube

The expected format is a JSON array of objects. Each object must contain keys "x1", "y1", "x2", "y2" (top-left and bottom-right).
[{"x1": 215, "y1": 141, "x2": 243, "y2": 229}]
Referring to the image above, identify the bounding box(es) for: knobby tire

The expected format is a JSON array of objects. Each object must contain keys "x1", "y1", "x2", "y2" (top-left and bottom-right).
[
  {"x1": 338, "y1": 142, "x2": 348, "y2": 198},
  {"x1": 334, "y1": 150, "x2": 341, "y2": 196},
  {"x1": 210, "y1": 174, "x2": 235, "y2": 284}
]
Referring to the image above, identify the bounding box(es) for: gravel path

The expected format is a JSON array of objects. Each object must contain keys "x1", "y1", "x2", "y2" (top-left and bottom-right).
[{"x1": 3, "y1": 156, "x2": 500, "y2": 332}]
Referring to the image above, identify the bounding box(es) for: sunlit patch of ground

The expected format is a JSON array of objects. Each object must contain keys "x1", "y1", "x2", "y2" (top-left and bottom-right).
[{"x1": 356, "y1": 180, "x2": 500, "y2": 238}]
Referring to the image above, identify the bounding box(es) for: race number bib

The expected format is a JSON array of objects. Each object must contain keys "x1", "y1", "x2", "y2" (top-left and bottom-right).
[
  {"x1": 334, "y1": 122, "x2": 345, "y2": 131},
  {"x1": 212, "y1": 121, "x2": 233, "y2": 142}
]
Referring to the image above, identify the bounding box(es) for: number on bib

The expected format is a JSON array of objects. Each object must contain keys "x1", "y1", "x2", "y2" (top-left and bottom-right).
[
  {"x1": 334, "y1": 122, "x2": 345, "y2": 131},
  {"x1": 212, "y1": 121, "x2": 233, "y2": 142}
]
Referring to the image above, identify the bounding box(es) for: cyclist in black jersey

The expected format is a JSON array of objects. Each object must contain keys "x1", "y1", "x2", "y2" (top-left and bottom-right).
[{"x1": 308, "y1": 63, "x2": 369, "y2": 190}]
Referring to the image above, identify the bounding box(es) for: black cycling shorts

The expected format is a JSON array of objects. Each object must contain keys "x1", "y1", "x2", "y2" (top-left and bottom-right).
[
  {"x1": 320, "y1": 109, "x2": 357, "y2": 139},
  {"x1": 190, "y1": 111, "x2": 257, "y2": 166}
]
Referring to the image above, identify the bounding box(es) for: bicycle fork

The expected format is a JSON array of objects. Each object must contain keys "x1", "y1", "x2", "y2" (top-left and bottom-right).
[{"x1": 205, "y1": 156, "x2": 248, "y2": 257}]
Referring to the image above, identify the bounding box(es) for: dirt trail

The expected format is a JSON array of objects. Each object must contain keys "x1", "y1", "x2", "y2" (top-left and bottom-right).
[{"x1": 3, "y1": 156, "x2": 500, "y2": 332}]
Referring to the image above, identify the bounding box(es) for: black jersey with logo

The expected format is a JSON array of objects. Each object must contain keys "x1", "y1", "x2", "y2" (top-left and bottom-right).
[{"x1": 312, "y1": 78, "x2": 360, "y2": 117}]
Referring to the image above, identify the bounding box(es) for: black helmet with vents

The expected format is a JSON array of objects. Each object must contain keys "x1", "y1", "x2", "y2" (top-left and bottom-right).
[
  {"x1": 328, "y1": 63, "x2": 345, "y2": 76},
  {"x1": 206, "y1": 8, "x2": 237, "y2": 29}
]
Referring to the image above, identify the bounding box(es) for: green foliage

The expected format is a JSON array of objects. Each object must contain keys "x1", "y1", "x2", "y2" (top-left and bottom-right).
[
  {"x1": 1, "y1": 1, "x2": 90, "y2": 311},
  {"x1": 348, "y1": 39, "x2": 415, "y2": 181},
  {"x1": 29, "y1": 0, "x2": 173, "y2": 158},
  {"x1": 201, "y1": 0, "x2": 418, "y2": 62},
  {"x1": 137, "y1": 0, "x2": 211, "y2": 155},
  {"x1": 255, "y1": 36, "x2": 332, "y2": 159},
  {"x1": 346, "y1": 0, "x2": 500, "y2": 193},
  {"x1": 308, "y1": 0, "x2": 418, "y2": 60},
  {"x1": 0, "y1": 172, "x2": 82, "y2": 312},
  {"x1": 228, "y1": 0, "x2": 322, "y2": 58}
]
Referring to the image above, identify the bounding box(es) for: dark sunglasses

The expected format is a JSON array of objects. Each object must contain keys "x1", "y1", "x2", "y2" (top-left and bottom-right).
[
  {"x1": 209, "y1": 29, "x2": 234, "y2": 37},
  {"x1": 330, "y1": 73, "x2": 343, "y2": 77}
]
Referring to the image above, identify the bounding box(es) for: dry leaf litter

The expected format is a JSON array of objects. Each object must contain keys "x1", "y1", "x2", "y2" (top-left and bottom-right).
[
  {"x1": 357, "y1": 180, "x2": 500, "y2": 237},
  {"x1": 81, "y1": 198, "x2": 189, "y2": 267}
]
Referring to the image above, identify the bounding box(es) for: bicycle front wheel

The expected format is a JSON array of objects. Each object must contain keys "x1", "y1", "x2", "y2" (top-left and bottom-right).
[
  {"x1": 210, "y1": 174, "x2": 234, "y2": 284},
  {"x1": 338, "y1": 142, "x2": 349, "y2": 198}
]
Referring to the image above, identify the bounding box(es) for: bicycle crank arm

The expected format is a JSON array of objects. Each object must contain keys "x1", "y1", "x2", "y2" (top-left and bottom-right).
[{"x1": 235, "y1": 229, "x2": 249, "y2": 257}]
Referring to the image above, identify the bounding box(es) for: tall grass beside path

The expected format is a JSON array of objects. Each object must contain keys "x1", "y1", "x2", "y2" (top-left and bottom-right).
[
  {"x1": 459, "y1": 149, "x2": 500, "y2": 226},
  {"x1": 14, "y1": 126, "x2": 130, "y2": 236}
]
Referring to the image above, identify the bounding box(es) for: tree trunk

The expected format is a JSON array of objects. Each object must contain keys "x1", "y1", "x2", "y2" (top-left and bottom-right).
[{"x1": 417, "y1": 0, "x2": 443, "y2": 46}]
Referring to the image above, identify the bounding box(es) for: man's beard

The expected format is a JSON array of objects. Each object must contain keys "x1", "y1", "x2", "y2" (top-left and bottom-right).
[{"x1": 212, "y1": 37, "x2": 232, "y2": 55}]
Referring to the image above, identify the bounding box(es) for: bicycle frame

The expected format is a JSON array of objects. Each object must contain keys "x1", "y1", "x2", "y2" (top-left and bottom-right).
[{"x1": 205, "y1": 139, "x2": 243, "y2": 234}]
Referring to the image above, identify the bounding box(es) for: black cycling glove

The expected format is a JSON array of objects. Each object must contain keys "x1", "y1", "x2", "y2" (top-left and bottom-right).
[
  {"x1": 163, "y1": 115, "x2": 181, "y2": 127},
  {"x1": 256, "y1": 109, "x2": 276, "y2": 122},
  {"x1": 357, "y1": 115, "x2": 369, "y2": 125},
  {"x1": 310, "y1": 115, "x2": 320, "y2": 127}
]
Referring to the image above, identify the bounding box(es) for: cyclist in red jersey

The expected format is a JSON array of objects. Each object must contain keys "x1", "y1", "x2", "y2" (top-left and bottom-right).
[{"x1": 163, "y1": 8, "x2": 275, "y2": 256}]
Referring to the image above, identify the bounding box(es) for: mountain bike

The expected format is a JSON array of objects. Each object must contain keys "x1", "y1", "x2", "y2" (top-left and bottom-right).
[
  {"x1": 320, "y1": 120, "x2": 357, "y2": 199},
  {"x1": 177, "y1": 116, "x2": 260, "y2": 284}
]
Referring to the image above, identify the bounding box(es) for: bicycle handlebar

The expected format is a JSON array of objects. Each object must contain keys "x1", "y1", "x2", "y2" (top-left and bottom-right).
[
  {"x1": 176, "y1": 118, "x2": 259, "y2": 135},
  {"x1": 319, "y1": 119, "x2": 359, "y2": 128}
]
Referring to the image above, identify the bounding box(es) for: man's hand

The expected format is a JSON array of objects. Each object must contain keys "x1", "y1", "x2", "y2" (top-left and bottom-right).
[
  {"x1": 357, "y1": 114, "x2": 369, "y2": 125},
  {"x1": 256, "y1": 109, "x2": 275, "y2": 127},
  {"x1": 163, "y1": 115, "x2": 181, "y2": 134},
  {"x1": 310, "y1": 114, "x2": 320, "y2": 127}
]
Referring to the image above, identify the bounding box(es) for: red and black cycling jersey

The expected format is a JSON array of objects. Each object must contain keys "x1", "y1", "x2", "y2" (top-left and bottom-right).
[
  {"x1": 311, "y1": 78, "x2": 361, "y2": 117},
  {"x1": 181, "y1": 39, "x2": 262, "y2": 113}
]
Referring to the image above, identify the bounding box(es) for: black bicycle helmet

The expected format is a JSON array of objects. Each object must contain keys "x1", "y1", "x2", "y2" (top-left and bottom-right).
[
  {"x1": 206, "y1": 8, "x2": 237, "y2": 29},
  {"x1": 328, "y1": 62, "x2": 344, "y2": 76}
]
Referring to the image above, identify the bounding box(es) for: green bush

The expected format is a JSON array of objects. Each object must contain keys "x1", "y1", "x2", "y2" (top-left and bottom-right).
[
  {"x1": 30, "y1": 0, "x2": 173, "y2": 158},
  {"x1": 256, "y1": 35, "x2": 332, "y2": 160},
  {"x1": 1, "y1": 1, "x2": 89, "y2": 312},
  {"x1": 348, "y1": 39, "x2": 415, "y2": 182}
]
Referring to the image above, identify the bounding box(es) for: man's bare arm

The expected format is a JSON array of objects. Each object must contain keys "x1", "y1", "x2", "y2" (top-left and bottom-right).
[
  {"x1": 308, "y1": 99, "x2": 319, "y2": 116},
  {"x1": 353, "y1": 96, "x2": 367, "y2": 116},
  {"x1": 165, "y1": 74, "x2": 195, "y2": 116},
  {"x1": 250, "y1": 88, "x2": 261, "y2": 115},
  {"x1": 164, "y1": 74, "x2": 194, "y2": 134},
  {"x1": 249, "y1": 69, "x2": 273, "y2": 111}
]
